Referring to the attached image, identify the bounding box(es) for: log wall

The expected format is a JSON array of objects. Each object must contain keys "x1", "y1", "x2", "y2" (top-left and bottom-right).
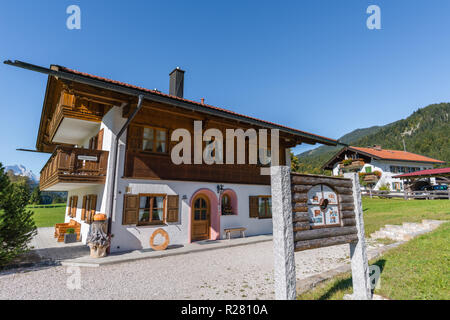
[{"x1": 291, "y1": 173, "x2": 358, "y2": 252}]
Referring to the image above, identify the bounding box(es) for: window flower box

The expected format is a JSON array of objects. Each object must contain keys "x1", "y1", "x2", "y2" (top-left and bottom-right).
[{"x1": 340, "y1": 159, "x2": 365, "y2": 171}]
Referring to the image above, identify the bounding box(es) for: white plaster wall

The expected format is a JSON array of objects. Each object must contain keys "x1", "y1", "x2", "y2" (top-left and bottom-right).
[
  {"x1": 332, "y1": 159, "x2": 435, "y2": 191},
  {"x1": 62, "y1": 106, "x2": 125, "y2": 245},
  {"x1": 110, "y1": 179, "x2": 272, "y2": 253},
  {"x1": 65, "y1": 185, "x2": 104, "y2": 244},
  {"x1": 63, "y1": 108, "x2": 287, "y2": 253},
  {"x1": 373, "y1": 160, "x2": 433, "y2": 190}
]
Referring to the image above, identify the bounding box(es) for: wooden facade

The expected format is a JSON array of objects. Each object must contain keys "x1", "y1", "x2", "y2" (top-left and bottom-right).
[
  {"x1": 37, "y1": 77, "x2": 122, "y2": 153},
  {"x1": 35, "y1": 72, "x2": 335, "y2": 189},
  {"x1": 40, "y1": 146, "x2": 109, "y2": 190},
  {"x1": 123, "y1": 102, "x2": 289, "y2": 185}
]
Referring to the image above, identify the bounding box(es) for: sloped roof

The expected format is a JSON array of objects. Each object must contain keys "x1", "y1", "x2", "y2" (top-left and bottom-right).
[
  {"x1": 56, "y1": 65, "x2": 338, "y2": 146},
  {"x1": 350, "y1": 147, "x2": 445, "y2": 163},
  {"x1": 393, "y1": 167, "x2": 450, "y2": 178},
  {"x1": 322, "y1": 146, "x2": 444, "y2": 170}
]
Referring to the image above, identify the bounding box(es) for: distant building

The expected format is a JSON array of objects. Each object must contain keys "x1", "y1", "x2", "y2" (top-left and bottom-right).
[{"x1": 322, "y1": 145, "x2": 445, "y2": 191}]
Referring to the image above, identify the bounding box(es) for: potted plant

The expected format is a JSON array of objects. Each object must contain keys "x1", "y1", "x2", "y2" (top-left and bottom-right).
[
  {"x1": 340, "y1": 158, "x2": 365, "y2": 171},
  {"x1": 64, "y1": 228, "x2": 77, "y2": 243}
]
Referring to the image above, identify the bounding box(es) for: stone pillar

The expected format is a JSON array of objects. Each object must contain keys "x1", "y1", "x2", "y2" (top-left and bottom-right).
[
  {"x1": 271, "y1": 166, "x2": 296, "y2": 300},
  {"x1": 344, "y1": 172, "x2": 372, "y2": 300}
]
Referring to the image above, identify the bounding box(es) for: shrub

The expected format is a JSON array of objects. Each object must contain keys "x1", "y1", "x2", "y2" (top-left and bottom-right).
[
  {"x1": 66, "y1": 228, "x2": 75, "y2": 234},
  {"x1": 342, "y1": 159, "x2": 353, "y2": 166},
  {"x1": 0, "y1": 163, "x2": 37, "y2": 267},
  {"x1": 373, "y1": 170, "x2": 382, "y2": 177}
]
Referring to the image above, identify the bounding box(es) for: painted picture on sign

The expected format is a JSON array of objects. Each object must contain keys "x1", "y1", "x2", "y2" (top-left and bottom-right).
[{"x1": 307, "y1": 184, "x2": 341, "y2": 228}]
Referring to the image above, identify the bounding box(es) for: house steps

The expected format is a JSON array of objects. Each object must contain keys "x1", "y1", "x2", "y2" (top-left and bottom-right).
[{"x1": 371, "y1": 220, "x2": 446, "y2": 242}]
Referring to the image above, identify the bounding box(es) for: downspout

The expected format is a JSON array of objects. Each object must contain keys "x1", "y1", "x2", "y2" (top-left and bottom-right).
[{"x1": 107, "y1": 95, "x2": 144, "y2": 245}]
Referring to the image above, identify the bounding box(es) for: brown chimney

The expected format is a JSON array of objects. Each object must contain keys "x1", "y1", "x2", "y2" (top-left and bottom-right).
[{"x1": 169, "y1": 67, "x2": 185, "y2": 98}]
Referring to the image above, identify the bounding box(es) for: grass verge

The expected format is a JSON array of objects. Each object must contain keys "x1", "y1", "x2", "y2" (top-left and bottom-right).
[
  {"x1": 362, "y1": 197, "x2": 449, "y2": 236},
  {"x1": 298, "y1": 221, "x2": 450, "y2": 300},
  {"x1": 28, "y1": 204, "x2": 66, "y2": 228}
]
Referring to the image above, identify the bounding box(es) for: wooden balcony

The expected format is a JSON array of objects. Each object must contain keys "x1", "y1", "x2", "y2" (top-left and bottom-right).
[
  {"x1": 49, "y1": 92, "x2": 107, "y2": 145},
  {"x1": 40, "y1": 147, "x2": 109, "y2": 191},
  {"x1": 339, "y1": 159, "x2": 365, "y2": 172}
]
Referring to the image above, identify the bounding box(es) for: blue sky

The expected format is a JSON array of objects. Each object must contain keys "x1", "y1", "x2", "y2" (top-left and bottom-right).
[{"x1": 1, "y1": 0, "x2": 450, "y2": 175}]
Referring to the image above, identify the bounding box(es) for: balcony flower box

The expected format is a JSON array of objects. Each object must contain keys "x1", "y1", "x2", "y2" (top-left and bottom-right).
[
  {"x1": 363, "y1": 174, "x2": 379, "y2": 183},
  {"x1": 359, "y1": 170, "x2": 381, "y2": 185},
  {"x1": 64, "y1": 229, "x2": 78, "y2": 243},
  {"x1": 340, "y1": 159, "x2": 365, "y2": 171}
]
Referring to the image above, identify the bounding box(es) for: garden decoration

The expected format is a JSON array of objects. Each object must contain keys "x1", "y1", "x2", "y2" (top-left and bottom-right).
[
  {"x1": 86, "y1": 213, "x2": 110, "y2": 258},
  {"x1": 150, "y1": 228, "x2": 170, "y2": 251},
  {"x1": 64, "y1": 228, "x2": 77, "y2": 243}
]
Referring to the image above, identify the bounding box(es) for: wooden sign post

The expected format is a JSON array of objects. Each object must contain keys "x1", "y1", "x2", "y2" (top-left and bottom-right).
[
  {"x1": 344, "y1": 172, "x2": 372, "y2": 300},
  {"x1": 271, "y1": 168, "x2": 372, "y2": 300},
  {"x1": 270, "y1": 166, "x2": 297, "y2": 300}
]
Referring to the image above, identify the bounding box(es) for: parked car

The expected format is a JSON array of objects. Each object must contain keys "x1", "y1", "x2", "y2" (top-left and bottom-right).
[{"x1": 418, "y1": 185, "x2": 448, "y2": 191}]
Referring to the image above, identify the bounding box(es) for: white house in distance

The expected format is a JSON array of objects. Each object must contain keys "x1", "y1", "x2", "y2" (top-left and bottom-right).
[
  {"x1": 7, "y1": 60, "x2": 339, "y2": 253},
  {"x1": 322, "y1": 145, "x2": 445, "y2": 191}
]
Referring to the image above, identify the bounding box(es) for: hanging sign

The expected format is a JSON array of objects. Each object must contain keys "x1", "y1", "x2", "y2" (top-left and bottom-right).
[{"x1": 78, "y1": 155, "x2": 98, "y2": 161}]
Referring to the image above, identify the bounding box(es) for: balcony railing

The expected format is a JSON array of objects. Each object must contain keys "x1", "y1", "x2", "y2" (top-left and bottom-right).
[
  {"x1": 40, "y1": 146, "x2": 109, "y2": 191},
  {"x1": 48, "y1": 92, "x2": 105, "y2": 142}
]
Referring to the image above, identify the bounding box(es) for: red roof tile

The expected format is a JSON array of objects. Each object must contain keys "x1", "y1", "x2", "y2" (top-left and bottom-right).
[
  {"x1": 350, "y1": 146, "x2": 444, "y2": 164},
  {"x1": 393, "y1": 167, "x2": 450, "y2": 178},
  {"x1": 56, "y1": 65, "x2": 337, "y2": 145}
]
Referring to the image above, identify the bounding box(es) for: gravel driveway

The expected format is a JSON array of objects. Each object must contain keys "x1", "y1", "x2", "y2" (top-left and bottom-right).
[{"x1": 0, "y1": 241, "x2": 353, "y2": 300}]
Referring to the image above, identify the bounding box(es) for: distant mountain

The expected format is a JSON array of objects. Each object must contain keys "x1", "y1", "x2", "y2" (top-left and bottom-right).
[
  {"x1": 296, "y1": 103, "x2": 450, "y2": 174},
  {"x1": 5, "y1": 164, "x2": 39, "y2": 183}
]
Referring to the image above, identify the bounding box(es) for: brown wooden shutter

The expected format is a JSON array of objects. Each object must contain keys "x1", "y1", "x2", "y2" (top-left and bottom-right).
[
  {"x1": 97, "y1": 129, "x2": 104, "y2": 150},
  {"x1": 166, "y1": 195, "x2": 179, "y2": 222},
  {"x1": 249, "y1": 196, "x2": 259, "y2": 218},
  {"x1": 123, "y1": 194, "x2": 139, "y2": 225},
  {"x1": 127, "y1": 125, "x2": 143, "y2": 151},
  {"x1": 67, "y1": 197, "x2": 73, "y2": 216},
  {"x1": 81, "y1": 196, "x2": 87, "y2": 220},
  {"x1": 71, "y1": 196, "x2": 78, "y2": 218},
  {"x1": 87, "y1": 195, "x2": 97, "y2": 224}
]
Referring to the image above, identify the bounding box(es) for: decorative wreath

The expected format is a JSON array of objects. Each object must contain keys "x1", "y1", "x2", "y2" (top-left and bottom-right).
[{"x1": 149, "y1": 228, "x2": 170, "y2": 251}]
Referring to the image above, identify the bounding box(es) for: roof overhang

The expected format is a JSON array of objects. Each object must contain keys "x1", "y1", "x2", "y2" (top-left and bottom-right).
[
  {"x1": 322, "y1": 146, "x2": 444, "y2": 170},
  {"x1": 5, "y1": 59, "x2": 342, "y2": 151},
  {"x1": 393, "y1": 167, "x2": 450, "y2": 179}
]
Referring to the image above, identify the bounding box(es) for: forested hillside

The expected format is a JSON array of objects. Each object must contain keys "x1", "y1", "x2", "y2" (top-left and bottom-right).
[{"x1": 295, "y1": 103, "x2": 450, "y2": 174}]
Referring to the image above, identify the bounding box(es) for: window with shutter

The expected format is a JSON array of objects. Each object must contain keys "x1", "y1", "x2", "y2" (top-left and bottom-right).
[
  {"x1": 249, "y1": 196, "x2": 259, "y2": 218},
  {"x1": 123, "y1": 194, "x2": 139, "y2": 225},
  {"x1": 249, "y1": 196, "x2": 272, "y2": 219},
  {"x1": 81, "y1": 196, "x2": 87, "y2": 220},
  {"x1": 71, "y1": 196, "x2": 78, "y2": 218},
  {"x1": 127, "y1": 125, "x2": 143, "y2": 151},
  {"x1": 166, "y1": 195, "x2": 179, "y2": 222},
  {"x1": 87, "y1": 195, "x2": 97, "y2": 224}
]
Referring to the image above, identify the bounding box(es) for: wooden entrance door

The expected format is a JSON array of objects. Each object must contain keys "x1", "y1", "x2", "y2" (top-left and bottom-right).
[{"x1": 191, "y1": 195, "x2": 210, "y2": 241}]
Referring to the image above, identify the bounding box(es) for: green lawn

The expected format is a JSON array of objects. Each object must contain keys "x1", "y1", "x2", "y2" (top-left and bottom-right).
[
  {"x1": 28, "y1": 204, "x2": 66, "y2": 228},
  {"x1": 298, "y1": 197, "x2": 450, "y2": 300},
  {"x1": 362, "y1": 197, "x2": 450, "y2": 236},
  {"x1": 298, "y1": 221, "x2": 450, "y2": 300}
]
